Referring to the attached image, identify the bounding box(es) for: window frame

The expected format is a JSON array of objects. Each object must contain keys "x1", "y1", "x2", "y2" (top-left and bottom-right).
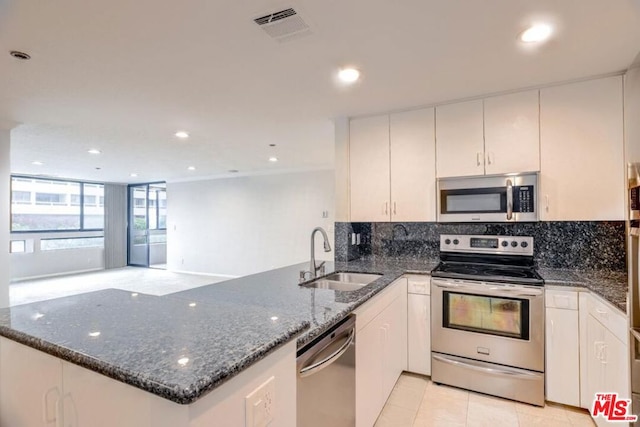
[{"x1": 10, "y1": 175, "x2": 106, "y2": 234}]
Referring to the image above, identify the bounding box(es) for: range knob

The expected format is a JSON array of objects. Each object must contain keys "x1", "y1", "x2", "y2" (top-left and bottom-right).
[
  {"x1": 501, "y1": 241, "x2": 508, "y2": 247},
  {"x1": 453, "y1": 239, "x2": 459, "y2": 245},
  {"x1": 445, "y1": 239, "x2": 451, "y2": 245},
  {"x1": 511, "y1": 241, "x2": 518, "y2": 247},
  {"x1": 521, "y1": 241, "x2": 529, "y2": 248}
]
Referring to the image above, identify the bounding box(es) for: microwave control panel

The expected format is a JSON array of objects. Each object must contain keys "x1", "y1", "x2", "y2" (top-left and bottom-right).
[{"x1": 514, "y1": 186, "x2": 535, "y2": 213}]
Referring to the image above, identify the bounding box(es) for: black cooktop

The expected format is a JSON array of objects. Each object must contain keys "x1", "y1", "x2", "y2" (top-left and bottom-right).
[{"x1": 431, "y1": 261, "x2": 544, "y2": 286}]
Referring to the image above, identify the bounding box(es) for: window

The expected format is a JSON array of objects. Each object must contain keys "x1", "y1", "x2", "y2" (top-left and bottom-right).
[
  {"x1": 12, "y1": 191, "x2": 31, "y2": 204},
  {"x1": 11, "y1": 177, "x2": 105, "y2": 232},
  {"x1": 10, "y1": 240, "x2": 26, "y2": 253},
  {"x1": 40, "y1": 237, "x2": 104, "y2": 251}
]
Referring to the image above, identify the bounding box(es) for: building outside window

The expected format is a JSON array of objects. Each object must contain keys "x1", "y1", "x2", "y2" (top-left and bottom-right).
[{"x1": 11, "y1": 177, "x2": 104, "y2": 232}]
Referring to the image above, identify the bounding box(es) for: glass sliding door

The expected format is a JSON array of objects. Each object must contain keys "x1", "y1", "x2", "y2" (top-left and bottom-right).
[{"x1": 128, "y1": 183, "x2": 167, "y2": 268}]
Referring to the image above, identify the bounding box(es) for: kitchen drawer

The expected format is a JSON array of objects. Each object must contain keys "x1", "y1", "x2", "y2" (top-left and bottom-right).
[
  {"x1": 545, "y1": 289, "x2": 578, "y2": 310},
  {"x1": 407, "y1": 274, "x2": 430, "y2": 295},
  {"x1": 587, "y1": 293, "x2": 627, "y2": 343}
]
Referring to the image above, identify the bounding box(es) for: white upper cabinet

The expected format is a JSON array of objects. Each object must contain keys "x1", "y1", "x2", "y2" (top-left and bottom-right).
[
  {"x1": 540, "y1": 76, "x2": 624, "y2": 220},
  {"x1": 435, "y1": 99, "x2": 485, "y2": 178},
  {"x1": 390, "y1": 108, "x2": 436, "y2": 222},
  {"x1": 349, "y1": 114, "x2": 391, "y2": 222},
  {"x1": 484, "y1": 90, "x2": 540, "y2": 175},
  {"x1": 349, "y1": 108, "x2": 436, "y2": 222}
]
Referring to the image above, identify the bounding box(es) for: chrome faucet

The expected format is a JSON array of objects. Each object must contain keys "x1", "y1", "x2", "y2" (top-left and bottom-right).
[{"x1": 301, "y1": 227, "x2": 332, "y2": 281}]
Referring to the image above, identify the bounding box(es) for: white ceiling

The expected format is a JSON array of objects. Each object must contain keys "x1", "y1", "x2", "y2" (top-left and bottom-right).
[{"x1": 1, "y1": 0, "x2": 639, "y2": 183}]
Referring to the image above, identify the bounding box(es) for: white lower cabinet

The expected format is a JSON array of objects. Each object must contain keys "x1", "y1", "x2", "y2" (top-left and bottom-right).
[
  {"x1": 0, "y1": 336, "x2": 296, "y2": 427},
  {"x1": 407, "y1": 275, "x2": 431, "y2": 376},
  {"x1": 579, "y1": 293, "x2": 630, "y2": 426},
  {"x1": 545, "y1": 289, "x2": 580, "y2": 406},
  {"x1": 354, "y1": 278, "x2": 408, "y2": 427}
]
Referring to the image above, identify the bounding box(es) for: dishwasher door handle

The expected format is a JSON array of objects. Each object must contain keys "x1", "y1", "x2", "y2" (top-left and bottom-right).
[{"x1": 299, "y1": 328, "x2": 355, "y2": 378}]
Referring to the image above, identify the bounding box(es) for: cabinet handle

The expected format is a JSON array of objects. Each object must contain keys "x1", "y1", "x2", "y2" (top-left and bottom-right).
[
  {"x1": 550, "y1": 319, "x2": 554, "y2": 339},
  {"x1": 545, "y1": 195, "x2": 549, "y2": 212},
  {"x1": 476, "y1": 152, "x2": 482, "y2": 166},
  {"x1": 393, "y1": 202, "x2": 397, "y2": 215},
  {"x1": 601, "y1": 344, "x2": 608, "y2": 364},
  {"x1": 42, "y1": 387, "x2": 60, "y2": 423},
  {"x1": 384, "y1": 202, "x2": 388, "y2": 215},
  {"x1": 487, "y1": 152, "x2": 493, "y2": 165},
  {"x1": 59, "y1": 393, "x2": 75, "y2": 427}
]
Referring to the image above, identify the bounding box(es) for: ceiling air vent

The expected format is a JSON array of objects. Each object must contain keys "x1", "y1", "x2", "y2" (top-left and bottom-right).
[{"x1": 253, "y1": 8, "x2": 311, "y2": 42}]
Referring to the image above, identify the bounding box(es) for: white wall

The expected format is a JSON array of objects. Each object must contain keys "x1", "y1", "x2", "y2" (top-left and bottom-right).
[
  {"x1": 167, "y1": 170, "x2": 335, "y2": 277},
  {"x1": 0, "y1": 129, "x2": 10, "y2": 307}
]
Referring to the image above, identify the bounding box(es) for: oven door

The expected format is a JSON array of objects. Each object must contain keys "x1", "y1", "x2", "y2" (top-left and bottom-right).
[{"x1": 431, "y1": 278, "x2": 544, "y2": 372}]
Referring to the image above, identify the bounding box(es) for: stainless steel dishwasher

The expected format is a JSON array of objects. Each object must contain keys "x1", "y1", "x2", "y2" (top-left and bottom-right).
[{"x1": 297, "y1": 315, "x2": 356, "y2": 427}]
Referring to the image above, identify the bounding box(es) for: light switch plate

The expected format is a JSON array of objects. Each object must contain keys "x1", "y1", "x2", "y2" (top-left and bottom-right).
[{"x1": 245, "y1": 376, "x2": 275, "y2": 427}]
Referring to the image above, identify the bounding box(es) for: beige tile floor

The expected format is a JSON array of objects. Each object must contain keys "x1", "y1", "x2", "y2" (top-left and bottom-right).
[{"x1": 375, "y1": 373, "x2": 594, "y2": 427}]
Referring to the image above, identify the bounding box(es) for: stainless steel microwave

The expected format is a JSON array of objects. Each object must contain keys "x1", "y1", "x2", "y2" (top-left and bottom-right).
[{"x1": 437, "y1": 173, "x2": 539, "y2": 222}]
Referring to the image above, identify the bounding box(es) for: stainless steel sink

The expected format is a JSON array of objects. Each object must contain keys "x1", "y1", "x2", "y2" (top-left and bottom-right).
[
  {"x1": 323, "y1": 272, "x2": 382, "y2": 284},
  {"x1": 304, "y1": 280, "x2": 368, "y2": 292},
  {"x1": 300, "y1": 272, "x2": 382, "y2": 291}
]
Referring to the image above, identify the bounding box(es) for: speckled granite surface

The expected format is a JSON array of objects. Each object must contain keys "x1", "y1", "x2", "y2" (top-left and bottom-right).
[
  {"x1": 0, "y1": 255, "x2": 626, "y2": 406},
  {"x1": 539, "y1": 268, "x2": 628, "y2": 313},
  {"x1": 336, "y1": 221, "x2": 627, "y2": 271},
  {"x1": 0, "y1": 289, "x2": 309, "y2": 404},
  {"x1": 173, "y1": 257, "x2": 439, "y2": 348}
]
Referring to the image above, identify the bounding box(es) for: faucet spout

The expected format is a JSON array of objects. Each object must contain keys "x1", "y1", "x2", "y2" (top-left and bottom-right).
[{"x1": 310, "y1": 227, "x2": 331, "y2": 279}]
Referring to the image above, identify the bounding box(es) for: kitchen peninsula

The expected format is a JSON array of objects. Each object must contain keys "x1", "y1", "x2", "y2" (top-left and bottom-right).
[{"x1": 0, "y1": 256, "x2": 628, "y2": 427}]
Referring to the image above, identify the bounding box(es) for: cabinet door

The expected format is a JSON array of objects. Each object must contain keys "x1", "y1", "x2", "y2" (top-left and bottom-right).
[
  {"x1": 350, "y1": 115, "x2": 391, "y2": 222},
  {"x1": 390, "y1": 108, "x2": 436, "y2": 221},
  {"x1": 355, "y1": 313, "x2": 384, "y2": 427},
  {"x1": 585, "y1": 315, "x2": 606, "y2": 408},
  {"x1": 435, "y1": 99, "x2": 484, "y2": 178},
  {"x1": 540, "y1": 76, "x2": 624, "y2": 220},
  {"x1": 545, "y1": 307, "x2": 580, "y2": 406},
  {"x1": 408, "y1": 294, "x2": 431, "y2": 376},
  {"x1": 381, "y1": 287, "x2": 407, "y2": 401},
  {"x1": 484, "y1": 90, "x2": 540, "y2": 175},
  {"x1": 61, "y1": 361, "x2": 181, "y2": 427},
  {"x1": 603, "y1": 330, "x2": 630, "y2": 399},
  {"x1": 0, "y1": 337, "x2": 62, "y2": 427}
]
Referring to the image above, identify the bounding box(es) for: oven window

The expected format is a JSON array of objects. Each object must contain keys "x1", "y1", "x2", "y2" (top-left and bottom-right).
[{"x1": 443, "y1": 292, "x2": 530, "y2": 340}]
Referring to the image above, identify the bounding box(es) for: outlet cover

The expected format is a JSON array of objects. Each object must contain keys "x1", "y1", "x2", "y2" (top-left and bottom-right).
[{"x1": 245, "y1": 376, "x2": 275, "y2": 427}]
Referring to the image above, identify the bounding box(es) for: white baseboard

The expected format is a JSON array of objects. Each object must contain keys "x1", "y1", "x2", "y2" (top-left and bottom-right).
[{"x1": 10, "y1": 267, "x2": 105, "y2": 283}]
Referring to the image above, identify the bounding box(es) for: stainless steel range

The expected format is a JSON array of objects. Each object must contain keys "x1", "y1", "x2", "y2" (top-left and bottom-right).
[{"x1": 430, "y1": 234, "x2": 545, "y2": 406}]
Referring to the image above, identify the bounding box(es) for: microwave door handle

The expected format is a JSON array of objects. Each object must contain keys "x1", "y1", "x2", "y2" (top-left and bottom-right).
[{"x1": 506, "y1": 179, "x2": 513, "y2": 220}]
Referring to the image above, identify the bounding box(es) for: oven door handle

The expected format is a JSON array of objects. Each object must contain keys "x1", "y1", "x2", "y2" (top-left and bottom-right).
[
  {"x1": 432, "y1": 281, "x2": 543, "y2": 297},
  {"x1": 433, "y1": 354, "x2": 540, "y2": 380}
]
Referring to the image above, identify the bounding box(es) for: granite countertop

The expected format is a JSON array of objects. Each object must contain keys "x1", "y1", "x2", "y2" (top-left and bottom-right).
[
  {"x1": 538, "y1": 268, "x2": 628, "y2": 313},
  {"x1": 0, "y1": 257, "x2": 437, "y2": 405},
  {"x1": 0, "y1": 256, "x2": 626, "y2": 406},
  {"x1": 0, "y1": 289, "x2": 309, "y2": 404}
]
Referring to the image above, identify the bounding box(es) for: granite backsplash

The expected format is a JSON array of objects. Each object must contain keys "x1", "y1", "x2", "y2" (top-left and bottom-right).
[{"x1": 335, "y1": 221, "x2": 626, "y2": 272}]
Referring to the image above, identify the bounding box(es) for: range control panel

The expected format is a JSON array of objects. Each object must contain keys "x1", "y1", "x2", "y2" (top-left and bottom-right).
[{"x1": 440, "y1": 234, "x2": 534, "y2": 256}]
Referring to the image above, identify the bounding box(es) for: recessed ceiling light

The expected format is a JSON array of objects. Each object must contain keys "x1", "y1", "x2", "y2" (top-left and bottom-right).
[
  {"x1": 268, "y1": 156, "x2": 278, "y2": 162},
  {"x1": 175, "y1": 131, "x2": 189, "y2": 139},
  {"x1": 519, "y1": 24, "x2": 552, "y2": 43},
  {"x1": 187, "y1": 166, "x2": 196, "y2": 171},
  {"x1": 88, "y1": 149, "x2": 101, "y2": 155},
  {"x1": 88, "y1": 331, "x2": 101, "y2": 337},
  {"x1": 338, "y1": 67, "x2": 360, "y2": 84},
  {"x1": 10, "y1": 50, "x2": 31, "y2": 60},
  {"x1": 32, "y1": 161, "x2": 43, "y2": 166},
  {"x1": 130, "y1": 173, "x2": 138, "y2": 177}
]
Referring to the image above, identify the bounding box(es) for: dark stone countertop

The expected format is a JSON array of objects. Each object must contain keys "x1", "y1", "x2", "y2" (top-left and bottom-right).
[
  {"x1": 0, "y1": 256, "x2": 626, "y2": 406},
  {"x1": 538, "y1": 268, "x2": 628, "y2": 313}
]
